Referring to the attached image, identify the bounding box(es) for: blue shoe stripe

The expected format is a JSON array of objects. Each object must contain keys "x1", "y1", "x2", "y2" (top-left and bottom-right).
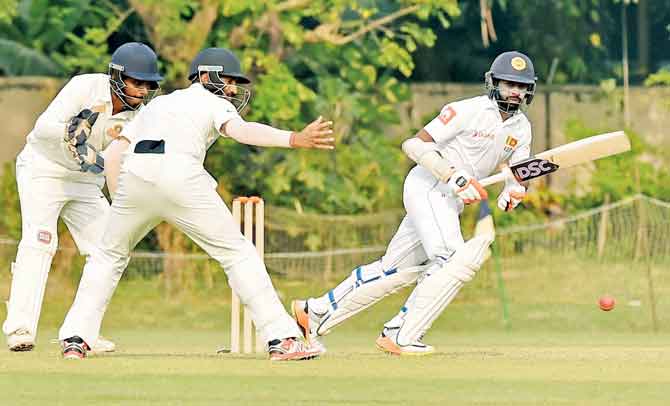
[{"x1": 328, "y1": 290, "x2": 338, "y2": 310}]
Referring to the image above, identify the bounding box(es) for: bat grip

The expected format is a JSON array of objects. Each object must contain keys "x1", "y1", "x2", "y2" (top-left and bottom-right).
[{"x1": 479, "y1": 167, "x2": 512, "y2": 187}]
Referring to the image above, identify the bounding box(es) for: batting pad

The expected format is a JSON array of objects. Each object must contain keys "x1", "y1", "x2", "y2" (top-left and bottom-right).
[
  {"x1": 316, "y1": 261, "x2": 429, "y2": 335},
  {"x1": 396, "y1": 234, "x2": 493, "y2": 346},
  {"x1": 2, "y1": 246, "x2": 54, "y2": 339}
]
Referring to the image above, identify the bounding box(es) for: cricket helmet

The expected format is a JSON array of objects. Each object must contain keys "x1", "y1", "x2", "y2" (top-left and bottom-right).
[
  {"x1": 485, "y1": 51, "x2": 537, "y2": 113},
  {"x1": 108, "y1": 42, "x2": 162, "y2": 110},
  {"x1": 188, "y1": 48, "x2": 251, "y2": 84},
  {"x1": 189, "y1": 48, "x2": 251, "y2": 111}
]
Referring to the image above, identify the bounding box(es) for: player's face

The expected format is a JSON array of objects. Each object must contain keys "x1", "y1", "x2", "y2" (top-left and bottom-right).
[
  {"x1": 498, "y1": 80, "x2": 529, "y2": 105},
  {"x1": 221, "y1": 77, "x2": 238, "y2": 97},
  {"x1": 122, "y1": 77, "x2": 156, "y2": 107}
]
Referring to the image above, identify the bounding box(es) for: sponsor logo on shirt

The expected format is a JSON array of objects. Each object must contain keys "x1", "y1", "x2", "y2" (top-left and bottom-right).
[
  {"x1": 37, "y1": 230, "x2": 52, "y2": 245},
  {"x1": 473, "y1": 131, "x2": 494, "y2": 138},
  {"x1": 504, "y1": 135, "x2": 518, "y2": 152}
]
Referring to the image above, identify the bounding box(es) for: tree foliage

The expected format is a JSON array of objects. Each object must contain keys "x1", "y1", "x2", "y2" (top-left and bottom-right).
[
  {"x1": 0, "y1": 0, "x2": 120, "y2": 75},
  {"x1": 133, "y1": 0, "x2": 462, "y2": 213},
  {"x1": 0, "y1": 0, "x2": 18, "y2": 24}
]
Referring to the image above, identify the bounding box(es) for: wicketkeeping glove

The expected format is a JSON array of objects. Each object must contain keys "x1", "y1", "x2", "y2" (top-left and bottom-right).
[
  {"x1": 447, "y1": 169, "x2": 488, "y2": 204},
  {"x1": 73, "y1": 143, "x2": 105, "y2": 174},
  {"x1": 64, "y1": 109, "x2": 104, "y2": 174},
  {"x1": 64, "y1": 108, "x2": 99, "y2": 147}
]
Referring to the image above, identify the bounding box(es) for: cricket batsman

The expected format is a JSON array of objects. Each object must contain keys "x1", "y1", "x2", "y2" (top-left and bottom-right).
[
  {"x1": 57, "y1": 48, "x2": 335, "y2": 361},
  {"x1": 292, "y1": 51, "x2": 536, "y2": 355},
  {"x1": 3, "y1": 42, "x2": 162, "y2": 352}
]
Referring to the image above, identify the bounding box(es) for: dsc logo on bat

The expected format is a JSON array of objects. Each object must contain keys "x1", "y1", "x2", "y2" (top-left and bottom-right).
[{"x1": 510, "y1": 158, "x2": 560, "y2": 182}]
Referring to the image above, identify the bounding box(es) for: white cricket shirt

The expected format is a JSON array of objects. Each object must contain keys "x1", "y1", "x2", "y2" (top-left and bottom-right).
[
  {"x1": 122, "y1": 83, "x2": 240, "y2": 172},
  {"x1": 423, "y1": 95, "x2": 532, "y2": 180},
  {"x1": 22, "y1": 73, "x2": 137, "y2": 182}
]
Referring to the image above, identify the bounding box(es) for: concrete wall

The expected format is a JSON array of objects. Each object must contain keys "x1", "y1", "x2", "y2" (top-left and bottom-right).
[
  {"x1": 404, "y1": 82, "x2": 670, "y2": 153},
  {"x1": 0, "y1": 77, "x2": 63, "y2": 165}
]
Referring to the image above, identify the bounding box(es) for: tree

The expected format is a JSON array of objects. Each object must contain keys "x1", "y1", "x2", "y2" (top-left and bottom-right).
[
  {"x1": 0, "y1": 0, "x2": 18, "y2": 24},
  {"x1": 203, "y1": 0, "x2": 461, "y2": 213},
  {"x1": 0, "y1": 0, "x2": 123, "y2": 76},
  {"x1": 118, "y1": 1, "x2": 461, "y2": 213}
]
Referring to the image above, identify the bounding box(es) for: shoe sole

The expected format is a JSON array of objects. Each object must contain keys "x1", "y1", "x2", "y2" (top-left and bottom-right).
[
  {"x1": 9, "y1": 343, "x2": 34, "y2": 352},
  {"x1": 375, "y1": 336, "x2": 434, "y2": 357},
  {"x1": 270, "y1": 350, "x2": 321, "y2": 361}
]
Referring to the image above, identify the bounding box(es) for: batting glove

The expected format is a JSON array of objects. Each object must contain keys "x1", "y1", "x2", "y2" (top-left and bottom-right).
[
  {"x1": 497, "y1": 181, "x2": 526, "y2": 211},
  {"x1": 447, "y1": 170, "x2": 488, "y2": 204}
]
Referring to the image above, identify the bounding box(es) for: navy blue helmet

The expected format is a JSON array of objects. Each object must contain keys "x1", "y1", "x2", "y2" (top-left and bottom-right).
[
  {"x1": 189, "y1": 48, "x2": 251, "y2": 111},
  {"x1": 188, "y1": 48, "x2": 251, "y2": 84},
  {"x1": 108, "y1": 42, "x2": 162, "y2": 110}
]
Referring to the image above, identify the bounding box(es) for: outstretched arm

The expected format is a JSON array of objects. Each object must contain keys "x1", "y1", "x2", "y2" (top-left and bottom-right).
[{"x1": 222, "y1": 116, "x2": 334, "y2": 149}]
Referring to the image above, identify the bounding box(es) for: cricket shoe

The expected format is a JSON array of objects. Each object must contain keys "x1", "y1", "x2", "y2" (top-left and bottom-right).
[
  {"x1": 62, "y1": 336, "x2": 89, "y2": 360},
  {"x1": 268, "y1": 338, "x2": 322, "y2": 361},
  {"x1": 7, "y1": 329, "x2": 34, "y2": 352},
  {"x1": 90, "y1": 336, "x2": 116, "y2": 354},
  {"x1": 291, "y1": 299, "x2": 328, "y2": 354},
  {"x1": 375, "y1": 327, "x2": 435, "y2": 356}
]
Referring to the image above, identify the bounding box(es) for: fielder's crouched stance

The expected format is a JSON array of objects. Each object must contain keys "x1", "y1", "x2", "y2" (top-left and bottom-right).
[
  {"x1": 292, "y1": 51, "x2": 537, "y2": 355},
  {"x1": 3, "y1": 43, "x2": 162, "y2": 352},
  {"x1": 58, "y1": 48, "x2": 335, "y2": 361}
]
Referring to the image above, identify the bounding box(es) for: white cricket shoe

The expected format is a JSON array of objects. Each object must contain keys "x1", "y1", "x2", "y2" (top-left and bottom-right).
[
  {"x1": 90, "y1": 336, "x2": 116, "y2": 353},
  {"x1": 375, "y1": 327, "x2": 435, "y2": 356},
  {"x1": 291, "y1": 299, "x2": 328, "y2": 354},
  {"x1": 268, "y1": 338, "x2": 322, "y2": 361},
  {"x1": 7, "y1": 329, "x2": 34, "y2": 352}
]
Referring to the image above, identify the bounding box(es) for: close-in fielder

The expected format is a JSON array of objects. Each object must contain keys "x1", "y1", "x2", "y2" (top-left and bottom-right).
[
  {"x1": 3, "y1": 42, "x2": 162, "y2": 352},
  {"x1": 292, "y1": 51, "x2": 536, "y2": 355},
  {"x1": 58, "y1": 48, "x2": 335, "y2": 361}
]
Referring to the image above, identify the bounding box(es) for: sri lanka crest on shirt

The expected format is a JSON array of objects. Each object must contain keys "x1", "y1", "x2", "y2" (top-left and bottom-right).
[{"x1": 504, "y1": 135, "x2": 518, "y2": 152}]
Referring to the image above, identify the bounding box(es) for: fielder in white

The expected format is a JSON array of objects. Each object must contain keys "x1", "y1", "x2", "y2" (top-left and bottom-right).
[
  {"x1": 58, "y1": 48, "x2": 335, "y2": 361},
  {"x1": 292, "y1": 51, "x2": 537, "y2": 355},
  {"x1": 3, "y1": 42, "x2": 162, "y2": 352}
]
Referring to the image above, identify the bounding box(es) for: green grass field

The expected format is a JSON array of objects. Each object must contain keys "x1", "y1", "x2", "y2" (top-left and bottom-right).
[
  {"x1": 1, "y1": 271, "x2": 670, "y2": 405},
  {"x1": 2, "y1": 329, "x2": 669, "y2": 405}
]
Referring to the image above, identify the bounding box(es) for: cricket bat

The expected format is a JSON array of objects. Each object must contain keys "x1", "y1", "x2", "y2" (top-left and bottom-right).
[{"x1": 479, "y1": 131, "x2": 631, "y2": 187}]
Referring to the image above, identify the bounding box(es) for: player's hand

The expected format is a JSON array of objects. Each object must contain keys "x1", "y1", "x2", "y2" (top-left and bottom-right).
[
  {"x1": 497, "y1": 183, "x2": 526, "y2": 211},
  {"x1": 447, "y1": 170, "x2": 488, "y2": 204},
  {"x1": 64, "y1": 108, "x2": 99, "y2": 147},
  {"x1": 290, "y1": 116, "x2": 335, "y2": 150}
]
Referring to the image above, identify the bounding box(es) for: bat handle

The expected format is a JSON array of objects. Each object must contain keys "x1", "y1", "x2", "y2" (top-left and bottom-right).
[{"x1": 479, "y1": 167, "x2": 512, "y2": 187}]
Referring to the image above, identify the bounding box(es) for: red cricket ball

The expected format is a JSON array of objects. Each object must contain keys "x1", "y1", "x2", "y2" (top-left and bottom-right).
[{"x1": 599, "y1": 296, "x2": 616, "y2": 311}]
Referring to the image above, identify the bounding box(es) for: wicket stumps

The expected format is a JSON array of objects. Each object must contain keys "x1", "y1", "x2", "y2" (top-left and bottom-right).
[{"x1": 231, "y1": 196, "x2": 265, "y2": 354}]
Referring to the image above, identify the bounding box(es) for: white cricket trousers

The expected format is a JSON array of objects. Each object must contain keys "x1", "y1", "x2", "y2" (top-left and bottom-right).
[
  {"x1": 309, "y1": 165, "x2": 465, "y2": 318},
  {"x1": 3, "y1": 146, "x2": 108, "y2": 342},
  {"x1": 59, "y1": 157, "x2": 301, "y2": 346},
  {"x1": 388, "y1": 164, "x2": 465, "y2": 266}
]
